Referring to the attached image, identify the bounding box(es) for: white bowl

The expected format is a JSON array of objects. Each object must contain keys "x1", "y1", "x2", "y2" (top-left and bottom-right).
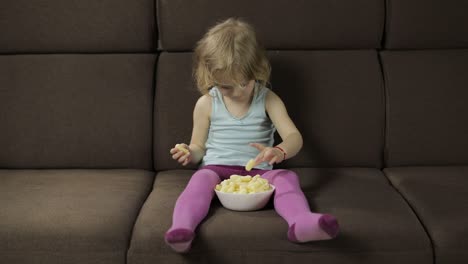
[{"x1": 214, "y1": 185, "x2": 275, "y2": 211}]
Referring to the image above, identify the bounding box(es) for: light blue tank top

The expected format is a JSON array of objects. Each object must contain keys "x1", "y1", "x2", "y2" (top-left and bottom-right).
[{"x1": 201, "y1": 83, "x2": 276, "y2": 170}]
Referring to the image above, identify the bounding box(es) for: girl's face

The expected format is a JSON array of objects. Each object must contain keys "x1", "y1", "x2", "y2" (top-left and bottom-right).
[{"x1": 215, "y1": 79, "x2": 255, "y2": 100}]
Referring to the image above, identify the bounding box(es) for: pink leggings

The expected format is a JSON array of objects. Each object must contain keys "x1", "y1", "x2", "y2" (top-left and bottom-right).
[{"x1": 170, "y1": 165, "x2": 314, "y2": 230}]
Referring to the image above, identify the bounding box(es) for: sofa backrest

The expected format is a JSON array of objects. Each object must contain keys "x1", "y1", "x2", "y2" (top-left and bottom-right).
[
  {"x1": 384, "y1": 0, "x2": 468, "y2": 49},
  {"x1": 0, "y1": 0, "x2": 155, "y2": 170},
  {"x1": 382, "y1": 0, "x2": 468, "y2": 167},
  {"x1": 3, "y1": 0, "x2": 465, "y2": 171},
  {"x1": 0, "y1": 0, "x2": 155, "y2": 53},
  {"x1": 157, "y1": 0, "x2": 384, "y2": 51},
  {"x1": 153, "y1": 0, "x2": 386, "y2": 170}
]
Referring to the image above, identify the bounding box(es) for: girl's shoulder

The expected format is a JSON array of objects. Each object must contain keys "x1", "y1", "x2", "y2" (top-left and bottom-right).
[
  {"x1": 264, "y1": 88, "x2": 286, "y2": 113},
  {"x1": 264, "y1": 87, "x2": 278, "y2": 102},
  {"x1": 194, "y1": 94, "x2": 212, "y2": 119}
]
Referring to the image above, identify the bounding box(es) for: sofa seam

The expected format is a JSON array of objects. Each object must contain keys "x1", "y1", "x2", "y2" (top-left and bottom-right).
[
  {"x1": 151, "y1": 52, "x2": 163, "y2": 171},
  {"x1": 156, "y1": 0, "x2": 163, "y2": 51},
  {"x1": 124, "y1": 51, "x2": 159, "y2": 263},
  {"x1": 375, "y1": 51, "x2": 386, "y2": 170},
  {"x1": 125, "y1": 172, "x2": 157, "y2": 264},
  {"x1": 377, "y1": 52, "x2": 390, "y2": 169},
  {"x1": 0, "y1": 249, "x2": 124, "y2": 254},
  {"x1": 153, "y1": 0, "x2": 158, "y2": 52},
  {"x1": 382, "y1": 169, "x2": 437, "y2": 264},
  {"x1": 383, "y1": 0, "x2": 391, "y2": 49},
  {"x1": 151, "y1": 53, "x2": 160, "y2": 171},
  {"x1": 128, "y1": 248, "x2": 431, "y2": 255},
  {"x1": 0, "y1": 51, "x2": 155, "y2": 55},
  {"x1": 378, "y1": 0, "x2": 387, "y2": 50}
]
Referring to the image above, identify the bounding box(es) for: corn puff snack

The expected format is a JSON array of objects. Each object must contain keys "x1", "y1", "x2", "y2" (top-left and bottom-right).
[
  {"x1": 215, "y1": 175, "x2": 272, "y2": 194},
  {"x1": 245, "y1": 159, "x2": 256, "y2": 171},
  {"x1": 175, "y1": 144, "x2": 190, "y2": 154}
]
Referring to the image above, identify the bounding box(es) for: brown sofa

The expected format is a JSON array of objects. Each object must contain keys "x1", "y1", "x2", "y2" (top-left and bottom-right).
[{"x1": 1, "y1": 0, "x2": 467, "y2": 263}]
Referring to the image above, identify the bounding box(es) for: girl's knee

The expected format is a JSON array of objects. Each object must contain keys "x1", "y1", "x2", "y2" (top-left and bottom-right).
[
  {"x1": 188, "y1": 169, "x2": 221, "y2": 186},
  {"x1": 263, "y1": 169, "x2": 299, "y2": 184}
]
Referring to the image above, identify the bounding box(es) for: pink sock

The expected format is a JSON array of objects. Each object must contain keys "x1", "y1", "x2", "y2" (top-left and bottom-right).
[
  {"x1": 165, "y1": 169, "x2": 221, "y2": 253},
  {"x1": 261, "y1": 169, "x2": 340, "y2": 243},
  {"x1": 164, "y1": 229, "x2": 195, "y2": 253},
  {"x1": 287, "y1": 213, "x2": 339, "y2": 242}
]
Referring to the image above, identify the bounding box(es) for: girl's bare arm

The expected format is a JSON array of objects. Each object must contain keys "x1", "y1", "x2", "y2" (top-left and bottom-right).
[
  {"x1": 188, "y1": 94, "x2": 211, "y2": 164},
  {"x1": 265, "y1": 90, "x2": 303, "y2": 159}
]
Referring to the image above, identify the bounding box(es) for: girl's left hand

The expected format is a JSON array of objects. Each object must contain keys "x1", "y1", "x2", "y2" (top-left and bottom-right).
[{"x1": 249, "y1": 143, "x2": 285, "y2": 166}]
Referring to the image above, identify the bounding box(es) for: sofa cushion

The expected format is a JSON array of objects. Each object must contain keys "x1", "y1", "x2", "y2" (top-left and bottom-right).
[
  {"x1": 0, "y1": 0, "x2": 155, "y2": 53},
  {"x1": 153, "y1": 51, "x2": 385, "y2": 170},
  {"x1": 157, "y1": 0, "x2": 384, "y2": 50},
  {"x1": 384, "y1": 166, "x2": 468, "y2": 264},
  {"x1": 128, "y1": 168, "x2": 431, "y2": 264},
  {"x1": 385, "y1": 0, "x2": 468, "y2": 49},
  {"x1": 0, "y1": 54, "x2": 155, "y2": 170},
  {"x1": 0, "y1": 169, "x2": 154, "y2": 264},
  {"x1": 381, "y1": 50, "x2": 468, "y2": 167}
]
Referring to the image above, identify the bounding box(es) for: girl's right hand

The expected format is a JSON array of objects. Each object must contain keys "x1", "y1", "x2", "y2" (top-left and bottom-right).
[{"x1": 170, "y1": 143, "x2": 192, "y2": 166}]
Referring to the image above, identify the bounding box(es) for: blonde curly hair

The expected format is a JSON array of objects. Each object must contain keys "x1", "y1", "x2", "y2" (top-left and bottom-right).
[{"x1": 193, "y1": 18, "x2": 271, "y2": 95}]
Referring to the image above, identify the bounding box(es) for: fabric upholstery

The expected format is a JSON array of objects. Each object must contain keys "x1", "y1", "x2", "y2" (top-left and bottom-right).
[
  {"x1": 385, "y1": 0, "x2": 468, "y2": 49},
  {"x1": 1, "y1": 0, "x2": 468, "y2": 263},
  {"x1": 157, "y1": 0, "x2": 384, "y2": 50},
  {"x1": 381, "y1": 50, "x2": 468, "y2": 167},
  {"x1": 0, "y1": 169, "x2": 154, "y2": 264},
  {"x1": 0, "y1": 54, "x2": 155, "y2": 170},
  {"x1": 128, "y1": 168, "x2": 431, "y2": 264},
  {"x1": 384, "y1": 167, "x2": 468, "y2": 264},
  {"x1": 0, "y1": 0, "x2": 155, "y2": 53}
]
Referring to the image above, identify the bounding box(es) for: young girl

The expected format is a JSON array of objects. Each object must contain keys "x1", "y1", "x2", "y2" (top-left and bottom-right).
[{"x1": 165, "y1": 18, "x2": 339, "y2": 253}]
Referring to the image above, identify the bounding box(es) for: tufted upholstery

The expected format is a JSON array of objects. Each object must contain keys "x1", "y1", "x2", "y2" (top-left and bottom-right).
[{"x1": 1, "y1": 0, "x2": 467, "y2": 263}]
